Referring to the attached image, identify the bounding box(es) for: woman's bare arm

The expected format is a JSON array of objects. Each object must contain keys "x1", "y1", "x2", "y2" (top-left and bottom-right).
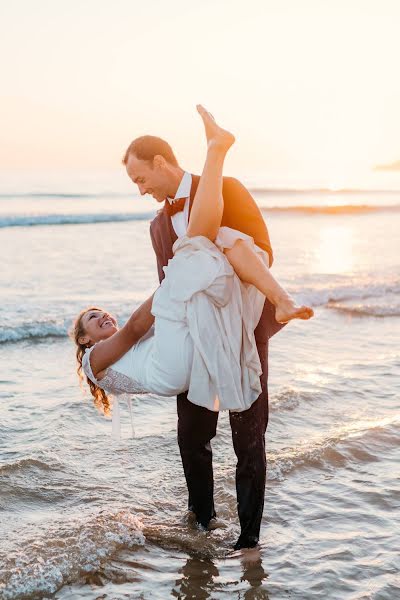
[{"x1": 89, "y1": 292, "x2": 155, "y2": 377}]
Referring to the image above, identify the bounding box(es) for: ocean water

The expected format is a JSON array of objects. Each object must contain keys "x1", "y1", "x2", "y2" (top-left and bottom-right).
[{"x1": 0, "y1": 172, "x2": 399, "y2": 599}]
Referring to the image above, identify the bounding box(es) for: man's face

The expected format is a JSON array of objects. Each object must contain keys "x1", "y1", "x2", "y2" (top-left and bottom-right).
[{"x1": 126, "y1": 154, "x2": 171, "y2": 203}]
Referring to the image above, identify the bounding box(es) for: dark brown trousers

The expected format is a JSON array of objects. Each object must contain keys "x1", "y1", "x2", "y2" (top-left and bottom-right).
[{"x1": 177, "y1": 343, "x2": 268, "y2": 549}]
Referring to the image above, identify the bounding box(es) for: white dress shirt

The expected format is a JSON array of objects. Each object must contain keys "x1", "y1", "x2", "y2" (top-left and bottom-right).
[{"x1": 167, "y1": 171, "x2": 192, "y2": 237}]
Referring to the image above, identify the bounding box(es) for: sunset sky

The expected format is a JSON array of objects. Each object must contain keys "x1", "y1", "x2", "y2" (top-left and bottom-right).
[{"x1": 1, "y1": 0, "x2": 400, "y2": 184}]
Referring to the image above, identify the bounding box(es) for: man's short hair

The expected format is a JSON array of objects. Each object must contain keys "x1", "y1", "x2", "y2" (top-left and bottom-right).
[{"x1": 122, "y1": 135, "x2": 179, "y2": 167}]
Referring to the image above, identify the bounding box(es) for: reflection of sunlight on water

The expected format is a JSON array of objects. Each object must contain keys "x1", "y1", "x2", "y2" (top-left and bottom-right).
[
  {"x1": 336, "y1": 415, "x2": 400, "y2": 439},
  {"x1": 315, "y1": 225, "x2": 354, "y2": 274},
  {"x1": 297, "y1": 363, "x2": 341, "y2": 386},
  {"x1": 299, "y1": 371, "x2": 330, "y2": 386}
]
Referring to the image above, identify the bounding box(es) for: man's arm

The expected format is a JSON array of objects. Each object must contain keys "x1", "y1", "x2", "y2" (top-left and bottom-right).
[
  {"x1": 222, "y1": 177, "x2": 273, "y2": 267},
  {"x1": 89, "y1": 293, "x2": 156, "y2": 377},
  {"x1": 222, "y1": 177, "x2": 286, "y2": 340}
]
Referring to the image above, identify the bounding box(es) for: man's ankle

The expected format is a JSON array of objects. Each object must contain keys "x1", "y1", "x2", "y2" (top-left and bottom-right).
[
  {"x1": 233, "y1": 535, "x2": 259, "y2": 550},
  {"x1": 196, "y1": 515, "x2": 215, "y2": 530}
]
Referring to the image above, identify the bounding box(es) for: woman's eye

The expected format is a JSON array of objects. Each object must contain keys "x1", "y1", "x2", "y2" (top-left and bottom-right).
[{"x1": 89, "y1": 315, "x2": 96, "y2": 320}]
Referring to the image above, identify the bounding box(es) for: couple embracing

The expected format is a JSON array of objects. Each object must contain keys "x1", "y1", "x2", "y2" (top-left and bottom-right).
[{"x1": 72, "y1": 106, "x2": 313, "y2": 550}]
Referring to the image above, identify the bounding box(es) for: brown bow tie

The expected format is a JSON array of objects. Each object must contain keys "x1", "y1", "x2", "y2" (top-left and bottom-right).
[{"x1": 164, "y1": 197, "x2": 187, "y2": 217}]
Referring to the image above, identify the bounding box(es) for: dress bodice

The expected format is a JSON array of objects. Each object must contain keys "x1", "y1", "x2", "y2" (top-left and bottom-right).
[{"x1": 82, "y1": 328, "x2": 154, "y2": 395}]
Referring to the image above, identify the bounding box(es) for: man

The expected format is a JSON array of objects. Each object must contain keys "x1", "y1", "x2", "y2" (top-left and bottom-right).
[{"x1": 123, "y1": 134, "x2": 284, "y2": 550}]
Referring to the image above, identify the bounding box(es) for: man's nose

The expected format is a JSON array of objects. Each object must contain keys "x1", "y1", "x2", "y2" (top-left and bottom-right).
[{"x1": 138, "y1": 185, "x2": 146, "y2": 196}]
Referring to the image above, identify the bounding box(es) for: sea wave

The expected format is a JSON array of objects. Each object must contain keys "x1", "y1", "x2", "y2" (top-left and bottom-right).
[
  {"x1": 0, "y1": 192, "x2": 131, "y2": 199},
  {"x1": 0, "y1": 457, "x2": 59, "y2": 475},
  {"x1": 0, "y1": 212, "x2": 155, "y2": 228},
  {"x1": 296, "y1": 280, "x2": 400, "y2": 311},
  {"x1": 2, "y1": 280, "x2": 399, "y2": 345},
  {"x1": 0, "y1": 320, "x2": 68, "y2": 344},
  {"x1": 327, "y1": 300, "x2": 400, "y2": 317},
  {"x1": 268, "y1": 415, "x2": 400, "y2": 481},
  {"x1": 0, "y1": 314, "x2": 133, "y2": 345},
  {"x1": 260, "y1": 204, "x2": 400, "y2": 214},
  {"x1": 0, "y1": 509, "x2": 144, "y2": 600},
  {"x1": 1, "y1": 203, "x2": 400, "y2": 229},
  {"x1": 269, "y1": 387, "x2": 324, "y2": 411},
  {"x1": 252, "y1": 186, "x2": 400, "y2": 195},
  {"x1": 2, "y1": 187, "x2": 400, "y2": 199}
]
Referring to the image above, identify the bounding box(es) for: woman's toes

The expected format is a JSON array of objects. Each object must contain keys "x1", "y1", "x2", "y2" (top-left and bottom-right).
[
  {"x1": 196, "y1": 105, "x2": 235, "y2": 149},
  {"x1": 298, "y1": 306, "x2": 314, "y2": 320},
  {"x1": 197, "y1": 104, "x2": 214, "y2": 119},
  {"x1": 275, "y1": 303, "x2": 314, "y2": 324},
  {"x1": 196, "y1": 104, "x2": 214, "y2": 125}
]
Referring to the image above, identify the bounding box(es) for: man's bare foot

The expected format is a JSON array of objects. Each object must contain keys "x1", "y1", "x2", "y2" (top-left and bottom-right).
[
  {"x1": 275, "y1": 296, "x2": 314, "y2": 324},
  {"x1": 229, "y1": 546, "x2": 261, "y2": 561},
  {"x1": 196, "y1": 104, "x2": 235, "y2": 151},
  {"x1": 238, "y1": 546, "x2": 262, "y2": 565}
]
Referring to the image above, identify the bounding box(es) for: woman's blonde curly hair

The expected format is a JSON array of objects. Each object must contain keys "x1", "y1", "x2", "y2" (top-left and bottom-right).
[{"x1": 71, "y1": 307, "x2": 111, "y2": 415}]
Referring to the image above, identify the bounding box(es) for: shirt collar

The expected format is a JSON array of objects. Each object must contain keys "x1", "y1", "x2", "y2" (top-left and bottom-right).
[{"x1": 167, "y1": 171, "x2": 192, "y2": 204}]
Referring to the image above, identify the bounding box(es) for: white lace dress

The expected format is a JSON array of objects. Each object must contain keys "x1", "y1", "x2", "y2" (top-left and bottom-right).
[{"x1": 82, "y1": 227, "x2": 268, "y2": 415}]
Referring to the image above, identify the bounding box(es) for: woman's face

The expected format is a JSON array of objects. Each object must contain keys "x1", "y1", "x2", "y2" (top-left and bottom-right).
[{"x1": 79, "y1": 309, "x2": 118, "y2": 345}]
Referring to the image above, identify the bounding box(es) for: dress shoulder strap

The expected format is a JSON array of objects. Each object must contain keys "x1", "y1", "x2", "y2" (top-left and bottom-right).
[{"x1": 82, "y1": 345, "x2": 99, "y2": 386}]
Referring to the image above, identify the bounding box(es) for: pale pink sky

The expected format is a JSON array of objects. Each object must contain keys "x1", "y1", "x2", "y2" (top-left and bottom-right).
[{"x1": 1, "y1": 0, "x2": 400, "y2": 185}]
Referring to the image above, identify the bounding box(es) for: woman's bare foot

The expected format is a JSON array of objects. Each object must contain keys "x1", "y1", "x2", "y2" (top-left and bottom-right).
[
  {"x1": 196, "y1": 104, "x2": 235, "y2": 151},
  {"x1": 275, "y1": 296, "x2": 314, "y2": 324}
]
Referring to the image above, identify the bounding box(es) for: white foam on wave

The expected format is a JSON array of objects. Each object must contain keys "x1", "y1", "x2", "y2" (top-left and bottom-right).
[
  {"x1": 0, "y1": 212, "x2": 154, "y2": 228},
  {"x1": 327, "y1": 297, "x2": 400, "y2": 317},
  {"x1": 294, "y1": 279, "x2": 400, "y2": 313},
  {"x1": 0, "y1": 312, "x2": 131, "y2": 345},
  {"x1": 0, "y1": 510, "x2": 144, "y2": 600},
  {"x1": 0, "y1": 319, "x2": 67, "y2": 343}
]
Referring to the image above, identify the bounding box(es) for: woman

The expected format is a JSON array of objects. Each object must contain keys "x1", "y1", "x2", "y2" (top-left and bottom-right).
[{"x1": 73, "y1": 106, "x2": 313, "y2": 416}]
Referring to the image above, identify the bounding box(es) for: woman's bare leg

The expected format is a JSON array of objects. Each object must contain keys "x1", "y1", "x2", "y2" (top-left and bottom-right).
[
  {"x1": 225, "y1": 240, "x2": 314, "y2": 324},
  {"x1": 186, "y1": 106, "x2": 313, "y2": 324},
  {"x1": 186, "y1": 105, "x2": 235, "y2": 241}
]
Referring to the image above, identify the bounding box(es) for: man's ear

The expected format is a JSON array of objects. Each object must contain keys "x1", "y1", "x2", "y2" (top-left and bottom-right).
[
  {"x1": 78, "y1": 335, "x2": 90, "y2": 345},
  {"x1": 153, "y1": 154, "x2": 166, "y2": 170}
]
